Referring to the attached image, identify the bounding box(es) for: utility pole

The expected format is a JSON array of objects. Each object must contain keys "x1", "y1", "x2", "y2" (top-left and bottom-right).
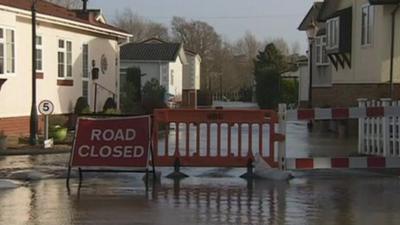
[{"x1": 29, "y1": 0, "x2": 38, "y2": 145}]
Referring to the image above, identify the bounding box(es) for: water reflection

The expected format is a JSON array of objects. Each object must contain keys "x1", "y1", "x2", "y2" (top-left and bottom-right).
[{"x1": 1, "y1": 176, "x2": 400, "y2": 225}]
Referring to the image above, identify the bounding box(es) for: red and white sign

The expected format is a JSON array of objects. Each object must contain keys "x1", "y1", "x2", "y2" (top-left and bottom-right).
[{"x1": 70, "y1": 116, "x2": 151, "y2": 168}]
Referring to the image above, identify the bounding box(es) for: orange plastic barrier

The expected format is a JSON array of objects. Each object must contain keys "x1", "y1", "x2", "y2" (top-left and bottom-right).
[{"x1": 152, "y1": 109, "x2": 281, "y2": 168}]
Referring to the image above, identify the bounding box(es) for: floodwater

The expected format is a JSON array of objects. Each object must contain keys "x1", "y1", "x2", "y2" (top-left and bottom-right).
[{"x1": 0, "y1": 102, "x2": 399, "y2": 225}]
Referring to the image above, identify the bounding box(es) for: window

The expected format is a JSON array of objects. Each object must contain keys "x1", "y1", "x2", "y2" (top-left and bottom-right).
[
  {"x1": 316, "y1": 35, "x2": 329, "y2": 65},
  {"x1": 327, "y1": 17, "x2": 339, "y2": 49},
  {"x1": 0, "y1": 28, "x2": 15, "y2": 75},
  {"x1": 82, "y1": 44, "x2": 89, "y2": 78},
  {"x1": 170, "y1": 69, "x2": 174, "y2": 86},
  {"x1": 82, "y1": 80, "x2": 89, "y2": 99},
  {"x1": 58, "y1": 39, "x2": 72, "y2": 78},
  {"x1": 82, "y1": 44, "x2": 89, "y2": 99},
  {"x1": 36, "y1": 36, "x2": 42, "y2": 71},
  {"x1": 362, "y1": 5, "x2": 374, "y2": 46}
]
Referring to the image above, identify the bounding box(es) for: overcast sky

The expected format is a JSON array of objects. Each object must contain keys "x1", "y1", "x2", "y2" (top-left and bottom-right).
[{"x1": 90, "y1": 0, "x2": 315, "y2": 53}]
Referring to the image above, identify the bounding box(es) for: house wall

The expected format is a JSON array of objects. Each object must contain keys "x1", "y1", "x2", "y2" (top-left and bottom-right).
[
  {"x1": 120, "y1": 57, "x2": 184, "y2": 101},
  {"x1": 0, "y1": 9, "x2": 121, "y2": 135},
  {"x1": 120, "y1": 61, "x2": 166, "y2": 88},
  {"x1": 183, "y1": 54, "x2": 201, "y2": 90},
  {"x1": 168, "y1": 57, "x2": 183, "y2": 101},
  {"x1": 298, "y1": 63, "x2": 310, "y2": 105},
  {"x1": 311, "y1": 39, "x2": 333, "y2": 87},
  {"x1": 330, "y1": 0, "x2": 400, "y2": 85}
]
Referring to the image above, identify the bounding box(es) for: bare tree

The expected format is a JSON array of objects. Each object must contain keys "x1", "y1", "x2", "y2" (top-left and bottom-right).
[
  {"x1": 171, "y1": 17, "x2": 222, "y2": 90},
  {"x1": 234, "y1": 31, "x2": 262, "y2": 61},
  {"x1": 113, "y1": 9, "x2": 169, "y2": 42},
  {"x1": 269, "y1": 38, "x2": 290, "y2": 56},
  {"x1": 46, "y1": 0, "x2": 82, "y2": 9}
]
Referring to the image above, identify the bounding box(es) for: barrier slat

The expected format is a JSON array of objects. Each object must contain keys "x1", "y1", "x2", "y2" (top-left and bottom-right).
[
  {"x1": 248, "y1": 123, "x2": 252, "y2": 157},
  {"x1": 175, "y1": 122, "x2": 180, "y2": 156},
  {"x1": 207, "y1": 123, "x2": 211, "y2": 157},
  {"x1": 186, "y1": 123, "x2": 190, "y2": 157},
  {"x1": 228, "y1": 124, "x2": 232, "y2": 156},
  {"x1": 259, "y1": 124, "x2": 263, "y2": 156},
  {"x1": 217, "y1": 123, "x2": 221, "y2": 157},
  {"x1": 238, "y1": 124, "x2": 242, "y2": 157}
]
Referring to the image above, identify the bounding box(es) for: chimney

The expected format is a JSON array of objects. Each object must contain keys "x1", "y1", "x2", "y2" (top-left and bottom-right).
[{"x1": 82, "y1": 0, "x2": 88, "y2": 12}]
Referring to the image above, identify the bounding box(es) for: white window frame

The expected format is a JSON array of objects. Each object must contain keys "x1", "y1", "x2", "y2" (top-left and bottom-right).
[
  {"x1": 361, "y1": 4, "x2": 374, "y2": 47},
  {"x1": 57, "y1": 39, "x2": 72, "y2": 79},
  {"x1": 316, "y1": 35, "x2": 329, "y2": 66},
  {"x1": 0, "y1": 27, "x2": 16, "y2": 77},
  {"x1": 82, "y1": 43, "x2": 90, "y2": 100},
  {"x1": 326, "y1": 17, "x2": 340, "y2": 50},
  {"x1": 36, "y1": 35, "x2": 43, "y2": 72}
]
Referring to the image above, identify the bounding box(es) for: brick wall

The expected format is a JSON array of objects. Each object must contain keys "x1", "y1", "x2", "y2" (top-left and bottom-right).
[
  {"x1": 312, "y1": 84, "x2": 400, "y2": 107},
  {"x1": 0, "y1": 115, "x2": 44, "y2": 137}
]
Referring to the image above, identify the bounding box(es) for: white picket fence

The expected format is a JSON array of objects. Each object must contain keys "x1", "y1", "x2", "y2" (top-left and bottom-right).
[{"x1": 358, "y1": 98, "x2": 400, "y2": 157}]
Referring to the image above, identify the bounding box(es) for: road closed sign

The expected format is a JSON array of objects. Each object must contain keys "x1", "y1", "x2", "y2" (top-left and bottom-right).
[{"x1": 70, "y1": 116, "x2": 151, "y2": 168}]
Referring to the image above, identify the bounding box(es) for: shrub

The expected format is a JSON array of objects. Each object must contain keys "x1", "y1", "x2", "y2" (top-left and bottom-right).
[
  {"x1": 255, "y1": 67, "x2": 280, "y2": 109},
  {"x1": 120, "y1": 67, "x2": 142, "y2": 113},
  {"x1": 49, "y1": 115, "x2": 68, "y2": 127},
  {"x1": 142, "y1": 78, "x2": 167, "y2": 113},
  {"x1": 74, "y1": 97, "x2": 90, "y2": 115},
  {"x1": 103, "y1": 108, "x2": 120, "y2": 115},
  {"x1": 103, "y1": 97, "x2": 117, "y2": 112},
  {"x1": 280, "y1": 79, "x2": 298, "y2": 105}
]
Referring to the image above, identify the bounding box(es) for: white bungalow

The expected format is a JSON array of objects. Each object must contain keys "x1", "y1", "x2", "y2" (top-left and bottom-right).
[{"x1": 0, "y1": 0, "x2": 131, "y2": 136}]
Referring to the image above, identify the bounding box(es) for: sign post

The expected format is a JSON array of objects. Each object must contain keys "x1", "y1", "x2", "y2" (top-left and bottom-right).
[
  {"x1": 67, "y1": 116, "x2": 155, "y2": 190},
  {"x1": 38, "y1": 100, "x2": 54, "y2": 148}
]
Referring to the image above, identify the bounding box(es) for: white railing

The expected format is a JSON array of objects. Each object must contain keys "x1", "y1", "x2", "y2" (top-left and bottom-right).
[{"x1": 358, "y1": 98, "x2": 400, "y2": 157}]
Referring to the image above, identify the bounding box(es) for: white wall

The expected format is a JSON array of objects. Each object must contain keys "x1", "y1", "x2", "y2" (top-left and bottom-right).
[
  {"x1": 298, "y1": 63, "x2": 309, "y2": 102},
  {"x1": 120, "y1": 61, "x2": 165, "y2": 86},
  {"x1": 0, "y1": 10, "x2": 120, "y2": 117},
  {"x1": 168, "y1": 57, "x2": 183, "y2": 100},
  {"x1": 120, "y1": 58, "x2": 185, "y2": 101},
  {"x1": 183, "y1": 53, "x2": 201, "y2": 90},
  {"x1": 329, "y1": 0, "x2": 400, "y2": 84}
]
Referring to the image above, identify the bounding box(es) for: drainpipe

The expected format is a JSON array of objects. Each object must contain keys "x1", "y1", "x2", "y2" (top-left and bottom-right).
[{"x1": 389, "y1": 3, "x2": 400, "y2": 99}]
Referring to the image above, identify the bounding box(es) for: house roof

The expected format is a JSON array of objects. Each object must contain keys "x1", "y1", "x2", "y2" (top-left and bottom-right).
[
  {"x1": 318, "y1": 0, "x2": 339, "y2": 21},
  {"x1": 298, "y1": 2, "x2": 323, "y2": 30},
  {"x1": 0, "y1": 0, "x2": 129, "y2": 35},
  {"x1": 369, "y1": 0, "x2": 400, "y2": 4},
  {"x1": 121, "y1": 42, "x2": 183, "y2": 61}
]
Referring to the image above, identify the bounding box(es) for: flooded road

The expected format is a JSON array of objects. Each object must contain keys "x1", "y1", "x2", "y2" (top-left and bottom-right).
[
  {"x1": 0, "y1": 102, "x2": 397, "y2": 225},
  {"x1": 0, "y1": 157, "x2": 400, "y2": 225}
]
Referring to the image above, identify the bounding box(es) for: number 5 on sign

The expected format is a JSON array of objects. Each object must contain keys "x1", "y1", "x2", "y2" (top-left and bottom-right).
[
  {"x1": 38, "y1": 100, "x2": 54, "y2": 115},
  {"x1": 38, "y1": 100, "x2": 55, "y2": 148}
]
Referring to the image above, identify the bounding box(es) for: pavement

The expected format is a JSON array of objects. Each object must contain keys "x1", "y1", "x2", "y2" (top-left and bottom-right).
[{"x1": 0, "y1": 145, "x2": 71, "y2": 156}]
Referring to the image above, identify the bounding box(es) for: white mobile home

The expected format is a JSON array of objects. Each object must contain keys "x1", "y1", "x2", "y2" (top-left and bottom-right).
[{"x1": 0, "y1": 0, "x2": 131, "y2": 136}]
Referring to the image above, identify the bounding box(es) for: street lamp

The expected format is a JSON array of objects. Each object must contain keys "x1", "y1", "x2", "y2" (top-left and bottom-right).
[
  {"x1": 29, "y1": 0, "x2": 38, "y2": 145},
  {"x1": 306, "y1": 22, "x2": 318, "y2": 109}
]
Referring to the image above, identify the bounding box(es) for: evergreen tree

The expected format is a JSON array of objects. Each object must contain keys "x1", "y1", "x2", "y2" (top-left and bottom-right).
[{"x1": 254, "y1": 44, "x2": 285, "y2": 109}]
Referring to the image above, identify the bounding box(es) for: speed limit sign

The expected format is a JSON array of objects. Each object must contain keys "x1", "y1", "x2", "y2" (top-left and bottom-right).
[{"x1": 38, "y1": 100, "x2": 54, "y2": 115}]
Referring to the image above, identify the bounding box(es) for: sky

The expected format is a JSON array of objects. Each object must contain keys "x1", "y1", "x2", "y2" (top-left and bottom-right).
[{"x1": 90, "y1": 0, "x2": 315, "y2": 53}]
